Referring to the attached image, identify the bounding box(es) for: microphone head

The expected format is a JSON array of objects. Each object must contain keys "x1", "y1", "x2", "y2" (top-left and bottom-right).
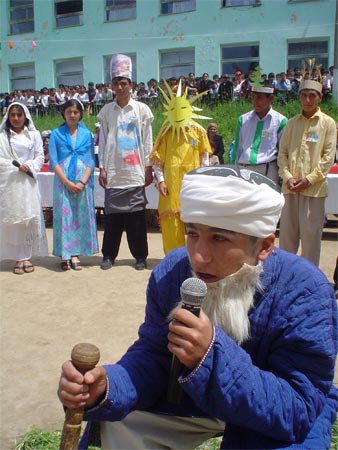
[{"x1": 180, "y1": 277, "x2": 207, "y2": 306}]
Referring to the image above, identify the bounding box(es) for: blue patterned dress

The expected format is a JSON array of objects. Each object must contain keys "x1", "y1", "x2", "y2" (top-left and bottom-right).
[{"x1": 49, "y1": 123, "x2": 99, "y2": 260}]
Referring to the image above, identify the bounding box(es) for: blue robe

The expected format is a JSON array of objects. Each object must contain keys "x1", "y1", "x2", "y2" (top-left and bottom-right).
[{"x1": 83, "y1": 247, "x2": 337, "y2": 449}]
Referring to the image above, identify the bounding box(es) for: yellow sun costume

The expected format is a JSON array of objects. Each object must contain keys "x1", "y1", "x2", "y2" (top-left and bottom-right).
[{"x1": 150, "y1": 80, "x2": 212, "y2": 254}]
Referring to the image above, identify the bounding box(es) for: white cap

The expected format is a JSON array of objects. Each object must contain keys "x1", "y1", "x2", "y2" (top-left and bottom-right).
[
  {"x1": 110, "y1": 54, "x2": 132, "y2": 80},
  {"x1": 299, "y1": 80, "x2": 322, "y2": 94},
  {"x1": 41, "y1": 130, "x2": 51, "y2": 138},
  {"x1": 251, "y1": 86, "x2": 274, "y2": 94}
]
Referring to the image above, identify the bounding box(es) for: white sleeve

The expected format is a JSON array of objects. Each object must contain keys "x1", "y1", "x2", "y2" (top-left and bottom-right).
[{"x1": 153, "y1": 165, "x2": 164, "y2": 183}]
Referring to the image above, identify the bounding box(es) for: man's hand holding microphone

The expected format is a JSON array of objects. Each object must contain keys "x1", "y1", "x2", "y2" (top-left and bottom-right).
[{"x1": 57, "y1": 278, "x2": 211, "y2": 410}]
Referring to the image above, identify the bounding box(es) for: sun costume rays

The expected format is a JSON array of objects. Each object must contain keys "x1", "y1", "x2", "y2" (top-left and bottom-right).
[
  {"x1": 158, "y1": 79, "x2": 211, "y2": 141},
  {"x1": 150, "y1": 79, "x2": 212, "y2": 254}
]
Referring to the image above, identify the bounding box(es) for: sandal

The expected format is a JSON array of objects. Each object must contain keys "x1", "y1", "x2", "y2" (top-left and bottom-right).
[
  {"x1": 71, "y1": 261, "x2": 82, "y2": 271},
  {"x1": 13, "y1": 264, "x2": 24, "y2": 275},
  {"x1": 61, "y1": 260, "x2": 71, "y2": 271},
  {"x1": 23, "y1": 261, "x2": 35, "y2": 273}
]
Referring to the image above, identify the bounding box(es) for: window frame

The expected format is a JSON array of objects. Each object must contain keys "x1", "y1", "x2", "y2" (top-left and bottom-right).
[
  {"x1": 222, "y1": 0, "x2": 261, "y2": 7},
  {"x1": 10, "y1": 63, "x2": 35, "y2": 90},
  {"x1": 159, "y1": 48, "x2": 195, "y2": 80},
  {"x1": 9, "y1": 0, "x2": 34, "y2": 35},
  {"x1": 287, "y1": 39, "x2": 329, "y2": 72},
  {"x1": 221, "y1": 43, "x2": 259, "y2": 77},
  {"x1": 160, "y1": 0, "x2": 196, "y2": 15},
  {"x1": 105, "y1": 0, "x2": 136, "y2": 22},
  {"x1": 287, "y1": 0, "x2": 319, "y2": 3},
  {"x1": 54, "y1": 0, "x2": 83, "y2": 28},
  {"x1": 54, "y1": 58, "x2": 84, "y2": 86}
]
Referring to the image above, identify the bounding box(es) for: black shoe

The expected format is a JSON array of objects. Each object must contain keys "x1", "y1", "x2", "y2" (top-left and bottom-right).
[
  {"x1": 135, "y1": 259, "x2": 147, "y2": 270},
  {"x1": 100, "y1": 257, "x2": 114, "y2": 270}
]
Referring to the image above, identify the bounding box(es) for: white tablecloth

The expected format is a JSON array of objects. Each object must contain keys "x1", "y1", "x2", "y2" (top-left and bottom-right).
[
  {"x1": 37, "y1": 172, "x2": 159, "y2": 209},
  {"x1": 326, "y1": 173, "x2": 338, "y2": 214},
  {"x1": 37, "y1": 172, "x2": 337, "y2": 214}
]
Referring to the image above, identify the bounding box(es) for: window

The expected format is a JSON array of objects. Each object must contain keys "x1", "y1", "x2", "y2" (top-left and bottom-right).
[
  {"x1": 10, "y1": 64, "x2": 35, "y2": 90},
  {"x1": 55, "y1": 59, "x2": 84, "y2": 86},
  {"x1": 221, "y1": 44, "x2": 259, "y2": 76},
  {"x1": 160, "y1": 49, "x2": 194, "y2": 80},
  {"x1": 103, "y1": 54, "x2": 137, "y2": 82},
  {"x1": 288, "y1": 0, "x2": 319, "y2": 3},
  {"x1": 161, "y1": 0, "x2": 195, "y2": 15},
  {"x1": 9, "y1": 0, "x2": 34, "y2": 35},
  {"x1": 288, "y1": 40, "x2": 328, "y2": 71},
  {"x1": 222, "y1": 0, "x2": 261, "y2": 6},
  {"x1": 55, "y1": 0, "x2": 83, "y2": 28},
  {"x1": 106, "y1": 0, "x2": 136, "y2": 22}
]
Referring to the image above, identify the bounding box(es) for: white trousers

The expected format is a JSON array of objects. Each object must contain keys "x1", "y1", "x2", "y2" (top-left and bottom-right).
[{"x1": 100, "y1": 410, "x2": 225, "y2": 450}]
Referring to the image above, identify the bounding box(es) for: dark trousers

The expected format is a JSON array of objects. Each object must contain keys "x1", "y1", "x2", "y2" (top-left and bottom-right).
[{"x1": 102, "y1": 209, "x2": 148, "y2": 261}]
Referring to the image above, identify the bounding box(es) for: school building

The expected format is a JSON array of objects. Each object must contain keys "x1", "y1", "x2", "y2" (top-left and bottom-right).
[{"x1": 0, "y1": 0, "x2": 336, "y2": 91}]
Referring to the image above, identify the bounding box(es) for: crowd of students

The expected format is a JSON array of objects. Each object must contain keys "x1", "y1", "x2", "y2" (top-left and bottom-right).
[{"x1": 0, "y1": 64, "x2": 335, "y2": 119}]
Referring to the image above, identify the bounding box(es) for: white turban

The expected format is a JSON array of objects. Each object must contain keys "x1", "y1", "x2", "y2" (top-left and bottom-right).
[{"x1": 180, "y1": 166, "x2": 285, "y2": 238}]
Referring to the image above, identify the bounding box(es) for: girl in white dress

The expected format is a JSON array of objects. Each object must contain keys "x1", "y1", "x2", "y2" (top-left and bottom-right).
[{"x1": 0, "y1": 103, "x2": 48, "y2": 274}]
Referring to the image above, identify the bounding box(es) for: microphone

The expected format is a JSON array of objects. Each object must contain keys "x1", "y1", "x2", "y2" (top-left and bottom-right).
[
  {"x1": 12, "y1": 160, "x2": 34, "y2": 178},
  {"x1": 167, "y1": 277, "x2": 207, "y2": 404}
]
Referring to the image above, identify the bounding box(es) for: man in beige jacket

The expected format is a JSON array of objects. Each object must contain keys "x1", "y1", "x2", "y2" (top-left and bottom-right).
[{"x1": 277, "y1": 79, "x2": 336, "y2": 266}]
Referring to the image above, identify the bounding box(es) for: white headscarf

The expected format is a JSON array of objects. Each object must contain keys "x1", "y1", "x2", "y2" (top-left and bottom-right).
[
  {"x1": 180, "y1": 166, "x2": 284, "y2": 238},
  {"x1": 0, "y1": 102, "x2": 36, "y2": 133}
]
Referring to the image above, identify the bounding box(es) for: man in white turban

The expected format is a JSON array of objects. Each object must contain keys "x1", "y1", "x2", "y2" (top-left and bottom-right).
[{"x1": 58, "y1": 166, "x2": 337, "y2": 450}]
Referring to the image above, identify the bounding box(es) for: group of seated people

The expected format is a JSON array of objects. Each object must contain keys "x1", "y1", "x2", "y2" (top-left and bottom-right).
[{"x1": 0, "y1": 64, "x2": 334, "y2": 117}]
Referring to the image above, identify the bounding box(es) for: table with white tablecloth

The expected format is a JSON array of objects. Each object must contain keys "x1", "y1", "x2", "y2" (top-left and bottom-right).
[
  {"x1": 37, "y1": 172, "x2": 159, "y2": 209},
  {"x1": 37, "y1": 172, "x2": 337, "y2": 214},
  {"x1": 326, "y1": 173, "x2": 338, "y2": 215}
]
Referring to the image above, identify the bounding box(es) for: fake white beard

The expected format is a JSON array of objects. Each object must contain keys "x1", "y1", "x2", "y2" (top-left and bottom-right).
[{"x1": 200, "y1": 262, "x2": 264, "y2": 345}]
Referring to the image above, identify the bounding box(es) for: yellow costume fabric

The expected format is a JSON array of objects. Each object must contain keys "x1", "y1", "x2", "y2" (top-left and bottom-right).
[{"x1": 151, "y1": 125, "x2": 212, "y2": 254}]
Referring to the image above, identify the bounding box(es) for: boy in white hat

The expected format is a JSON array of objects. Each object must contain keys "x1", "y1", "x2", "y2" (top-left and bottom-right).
[
  {"x1": 230, "y1": 68, "x2": 288, "y2": 184},
  {"x1": 97, "y1": 54, "x2": 154, "y2": 270},
  {"x1": 278, "y1": 79, "x2": 337, "y2": 266}
]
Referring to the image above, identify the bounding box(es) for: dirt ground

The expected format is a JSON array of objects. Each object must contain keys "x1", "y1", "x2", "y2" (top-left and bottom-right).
[{"x1": 0, "y1": 219, "x2": 337, "y2": 450}]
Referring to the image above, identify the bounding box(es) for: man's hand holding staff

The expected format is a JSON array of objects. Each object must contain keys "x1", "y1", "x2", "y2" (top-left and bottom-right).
[{"x1": 58, "y1": 343, "x2": 106, "y2": 450}]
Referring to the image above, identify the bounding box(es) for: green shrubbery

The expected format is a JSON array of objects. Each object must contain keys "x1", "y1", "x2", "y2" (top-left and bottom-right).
[{"x1": 34, "y1": 97, "x2": 338, "y2": 164}]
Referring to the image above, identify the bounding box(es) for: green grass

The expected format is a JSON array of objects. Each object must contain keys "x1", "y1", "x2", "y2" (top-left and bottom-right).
[
  {"x1": 331, "y1": 418, "x2": 338, "y2": 450},
  {"x1": 14, "y1": 428, "x2": 99, "y2": 450},
  {"x1": 33, "y1": 97, "x2": 338, "y2": 165},
  {"x1": 14, "y1": 417, "x2": 338, "y2": 450},
  {"x1": 15, "y1": 429, "x2": 62, "y2": 450}
]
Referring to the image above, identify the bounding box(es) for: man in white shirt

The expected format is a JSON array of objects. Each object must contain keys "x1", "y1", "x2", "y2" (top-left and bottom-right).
[
  {"x1": 98, "y1": 54, "x2": 153, "y2": 271},
  {"x1": 230, "y1": 85, "x2": 288, "y2": 184}
]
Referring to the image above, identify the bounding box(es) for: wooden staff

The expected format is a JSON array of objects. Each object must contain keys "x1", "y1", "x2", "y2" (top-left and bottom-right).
[{"x1": 59, "y1": 343, "x2": 100, "y2": 450}]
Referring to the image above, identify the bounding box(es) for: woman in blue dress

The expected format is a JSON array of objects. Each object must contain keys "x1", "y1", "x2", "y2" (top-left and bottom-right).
[{"x1": 49, "y1": 99, "x2": 98, "y2": 270}]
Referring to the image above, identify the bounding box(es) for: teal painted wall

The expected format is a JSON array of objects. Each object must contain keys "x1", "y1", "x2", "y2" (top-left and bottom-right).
[{"x1": 0, "y1": 0, "x2": 336, "y2": 91}]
